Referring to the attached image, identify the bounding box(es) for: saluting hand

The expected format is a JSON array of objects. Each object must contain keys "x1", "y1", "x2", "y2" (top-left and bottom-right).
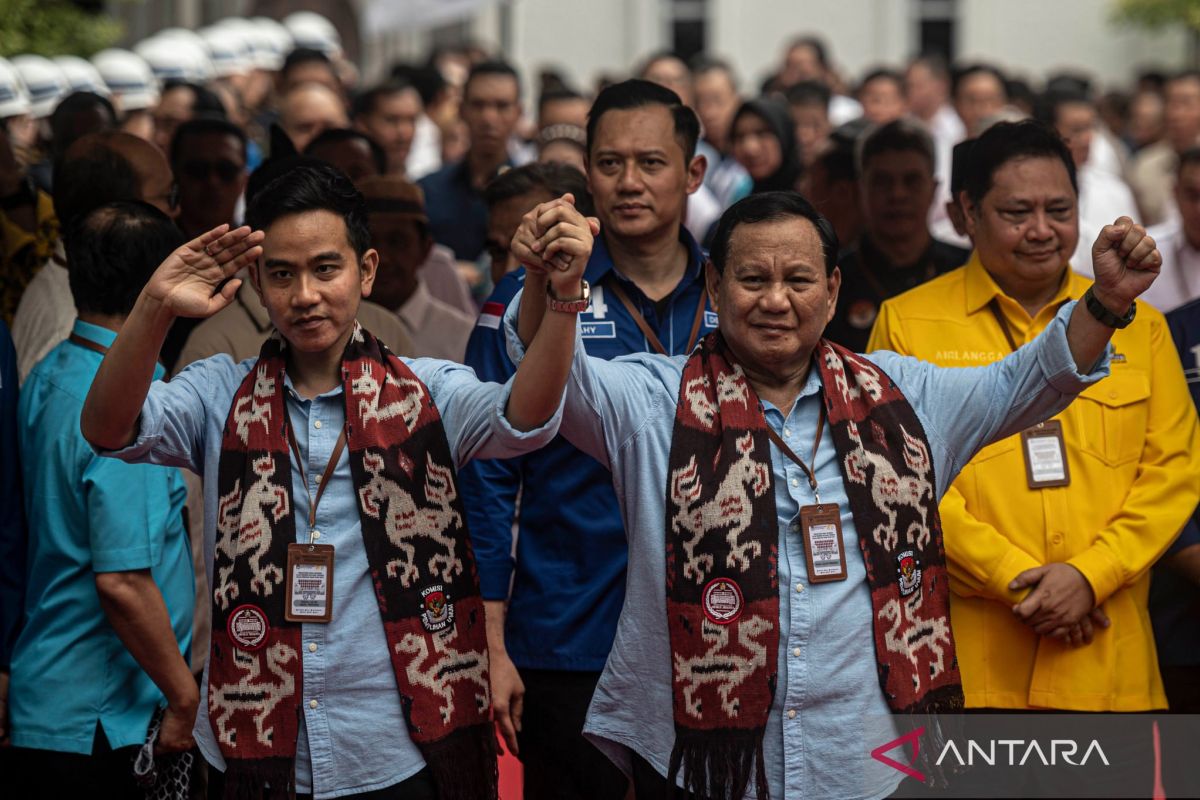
[
  {"x1": 1089, "y1": 216, "x2": 1160, "y2": 316},
  {"x1": 143, "y1": 224, "x2": 265, "y2": 319}
]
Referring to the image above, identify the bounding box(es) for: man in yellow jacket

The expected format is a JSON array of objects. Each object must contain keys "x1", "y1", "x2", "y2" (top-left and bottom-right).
[{"x1": 869, "y1": 119, "x2": 1200, "y2": 711}]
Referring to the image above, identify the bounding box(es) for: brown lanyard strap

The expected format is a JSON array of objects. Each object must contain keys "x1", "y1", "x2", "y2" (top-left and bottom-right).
[
  {"x1": 607, "y1": 279, "x2": 708, "y2": 356},
  {"x1": 288, "y1": 423, "x2": 348, "y2": 531},
  {"x1": 68, "y1": 332, "x2": 109, "y2": 356},
  {"x1": 762, "y1": 403, "x2": 827, "y2": 503},
  {"x1": 987, "y1": 299, "x2": 1021, "y2": 353}
]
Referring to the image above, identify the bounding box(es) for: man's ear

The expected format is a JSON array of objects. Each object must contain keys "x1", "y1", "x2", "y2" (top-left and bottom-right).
[
  {"x1": 248, "y1": 259, "x2": 264, "y2": 300},
  {"x1": 825, "y1": 265, "x2": 842, "y2": 326},
  {"x1": 359, "y1": 248, "x2": 380, "y2": 298},
  {"x1": 960, "y1": 190, "x2": 980, "y2": 239},
  {"x1": 704, "y1": 260, "x2": 721, "y2": 312},
  {"x1": 420, "y1": 234, "x2": 434, "y2": 265},
  {"x1": 687, "y1": 152, "x2": 708, "y2": 195}
]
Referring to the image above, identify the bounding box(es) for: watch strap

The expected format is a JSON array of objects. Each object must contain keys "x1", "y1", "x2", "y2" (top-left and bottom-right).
[
  {"x1": 546, "y1": 279, "x2": 591, "y2": 314},
  {"x1": 1083, "y1": 286, "x2": 1135, "y2": 329}
]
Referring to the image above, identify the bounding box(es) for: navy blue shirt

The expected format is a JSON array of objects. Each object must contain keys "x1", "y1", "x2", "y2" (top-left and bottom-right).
[
  {"x1": 1154, "y1": 298, "x2": 1200, "y2": 667},
  {"x1": 458, "y1": 229, "x2": 717, "y2": 670},
  {"x1": 0, "y1": 321, "x2": 23, "y2": 669},
  {"x1": 417, "y1": 160, "x2": 494, "y2": 261}
]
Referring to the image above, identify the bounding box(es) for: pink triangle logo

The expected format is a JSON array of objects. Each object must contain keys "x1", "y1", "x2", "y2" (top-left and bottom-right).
[{"x1": 870, "y1": 726, "x2": 927, "y2": 782}]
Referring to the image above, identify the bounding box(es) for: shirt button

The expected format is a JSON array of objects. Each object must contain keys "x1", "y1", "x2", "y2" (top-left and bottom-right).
[
  {"x1": 314, "y1": 420, "x2": 322, "y2": 429},
  {"x1": 795, "y1": 583, "x2": 804, "y2": 593},
  {"x1": 309, "y1": 699, "x2": 319, "y2": 709},
  {"x1": 787, "y1": 709, "x2": 797, "y2": 719},
  {"x1": 784, "y1": 427, "x2": 791, "y2": 437},
  {"x1": 792, "y1": 647, "x2": 801, "y2": 657},
  {"x1": 791, "y1": 478, "x2": 799, "y2": 488},
  {"x1": 308, "y1": 642, "x2": 318, "y2": 653},
  {"x1": 312, "y1": 530, "x2": 321, "y2": 540},
  {"x1": 1051, "y1": 533, "x2": 1063, "y2": 545}
]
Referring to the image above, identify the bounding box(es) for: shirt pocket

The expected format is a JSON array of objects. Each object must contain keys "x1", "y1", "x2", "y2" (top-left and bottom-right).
[{"x1": 1074, "y1": 371, "x2": 1151, "y2": 467}]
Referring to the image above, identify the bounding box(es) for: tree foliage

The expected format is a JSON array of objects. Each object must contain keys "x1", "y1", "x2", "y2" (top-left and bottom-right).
[
  {"x1": 0, "y1": 0, "x2": 124, "y2": 59},
  {"x1": 1113, "y1": 0, "x2": 1200, "y2": 32}
]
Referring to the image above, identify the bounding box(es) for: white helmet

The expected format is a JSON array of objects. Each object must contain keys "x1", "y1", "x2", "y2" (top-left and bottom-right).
[
  {"x1": 135, "y1": 35, "x2": 214, "y2": 84},
  {"x1": 283, "y1": 11, "x2": 341, "y2": 58},
  {"x1": 91, "y1": 48, "x2": 160, "y2": 112},
  {"x1": 53, "y1": 55, "x2": 110, "y2": 97},
  {"x1": 0, "y1": 57, "x2": 31, "y2": 119},
  {"x1": 250, "y1": 17, "x2": 294, "y2": 71},
  {"x1": 200, "y1": 24, "x2": 253, "y2": 78},
  {"x1": 11, "y1": 54, "x2": 67, "y2": 118}
]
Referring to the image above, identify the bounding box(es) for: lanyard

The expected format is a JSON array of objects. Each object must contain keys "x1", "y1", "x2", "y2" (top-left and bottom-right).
[
  {"x1": 607, "y1": 278, "x2": 708, "y2": 356},
  {"x1": 68, "y1": 332, "x2": 109, "y2": 356},
  {"x1": 762, "y1": 403, "x2": 827, "y2": 503},
  {"x1": 287, "y1": 422, "x2": 347, "y2": 542},
  {"x1": 987, "y1": 299, "x2": 1021, "y2": 353}
]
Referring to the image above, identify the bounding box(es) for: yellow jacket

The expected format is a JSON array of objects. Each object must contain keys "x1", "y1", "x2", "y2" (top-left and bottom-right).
[{"x1": 868, "y1": 254, "x2": 1200, "y2": 710}]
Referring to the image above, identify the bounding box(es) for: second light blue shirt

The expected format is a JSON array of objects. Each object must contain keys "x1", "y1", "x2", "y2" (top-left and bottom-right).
[{"x1": 504, "y1": 297, "x2": 1109, "y2": 800}]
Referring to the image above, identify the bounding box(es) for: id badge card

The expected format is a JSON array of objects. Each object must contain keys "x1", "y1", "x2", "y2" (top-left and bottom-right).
[
  {"x1": 285, "y1": 543, "x2": 335, "y2": 622},
  {"x1": 799, "y1": 503, "x2": 848, "y2": 583},
  {"x1": 1021, "y1": 420, "x2": 1071, "y2": 489}
]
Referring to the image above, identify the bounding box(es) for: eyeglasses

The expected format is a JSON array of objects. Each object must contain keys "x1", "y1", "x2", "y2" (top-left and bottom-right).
[{"x1": 179, "y1": 159, "x2": 243, "y2": 184}]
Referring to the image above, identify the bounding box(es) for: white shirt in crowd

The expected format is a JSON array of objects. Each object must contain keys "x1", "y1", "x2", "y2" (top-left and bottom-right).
[
  {"x1": 1071, "y1": 163, "x2": 1140, "y2": 278},
  {"x1": 1140, "y1": 219, "x2": 1200, "y2": 312},
  {"x1": 12, "y1": 243, "x2": 71, "y2": 384}
]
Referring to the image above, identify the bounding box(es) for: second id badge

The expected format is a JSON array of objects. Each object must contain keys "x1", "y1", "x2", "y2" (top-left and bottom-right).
[
  {"x1": 799, "y1": 503, "x2": 848, "y2": 583},
  {"x1": 1021, "y1": 420, "x2": 1071, "y2": 489},
  {"x1": 285, "y1": 543, "x2": 335, "y2": 623}
]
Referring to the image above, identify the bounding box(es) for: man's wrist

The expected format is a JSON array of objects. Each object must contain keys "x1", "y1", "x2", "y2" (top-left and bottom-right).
[
  {"x1": 1087, "y1": 285, "x2": 1134, "y2": 321},
  {"x1": 546, "y1": 278, "x2": 590, "y2": 313}
]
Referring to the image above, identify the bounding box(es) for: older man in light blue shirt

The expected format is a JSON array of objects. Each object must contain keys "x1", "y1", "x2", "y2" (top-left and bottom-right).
[{"x1": 504, "y1": 190, "x2": 1162, "y2": 799}]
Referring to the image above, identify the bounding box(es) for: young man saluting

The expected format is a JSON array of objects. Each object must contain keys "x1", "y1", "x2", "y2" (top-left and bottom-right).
[{"x1": 82, "y1": 163, "x2": 595, "y2": 800}]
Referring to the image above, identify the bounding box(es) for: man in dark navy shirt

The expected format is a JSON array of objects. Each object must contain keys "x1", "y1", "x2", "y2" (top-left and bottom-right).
[
  {"x1": 418, "y1": 61, "x2": 520, "y2": 262},
  {"x1": 826, "y1": 119, "x2": 968, "y2": 351},
  {"x1": 1156, "y1": 298, "x2": 1200, "y2": 712},
  {"x1": 459, "y1": 80, "x2": 716, "y2": 799}
]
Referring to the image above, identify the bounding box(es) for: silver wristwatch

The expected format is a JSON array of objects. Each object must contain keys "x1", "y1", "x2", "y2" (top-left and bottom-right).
[{"x1": 546, "y1": 279, "x2": 591, "y2": 313}]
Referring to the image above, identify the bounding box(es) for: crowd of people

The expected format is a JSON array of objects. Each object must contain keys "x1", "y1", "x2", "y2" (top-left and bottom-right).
[{"x1": 0, "y1": 9, "x2": 1197, "y2": 800}]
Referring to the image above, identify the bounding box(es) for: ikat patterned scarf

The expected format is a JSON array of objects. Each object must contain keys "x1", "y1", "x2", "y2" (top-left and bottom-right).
[
  {"x1": 665, "y1": 333, "x2": 963, "y2": 799},
  {"x1": 208, "y1": 324, "x2": 496, "y2": 799}
]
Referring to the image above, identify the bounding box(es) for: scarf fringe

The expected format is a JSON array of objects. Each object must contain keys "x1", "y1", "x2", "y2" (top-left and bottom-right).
[
  {"x1": 422, "y1": 723, "x2": 499, "y2": 800},
  {"x1": 220, "y1": 758, "x2": 295, "y2": 800},
  {"x1": 908, "y1": 691, "x2": 966, "y2": 789},
  {"x1": 668, "y1": 729, "x2": 769, "y2": 800}
]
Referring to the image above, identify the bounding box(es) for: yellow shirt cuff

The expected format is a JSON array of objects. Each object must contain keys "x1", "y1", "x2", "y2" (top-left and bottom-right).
[
  {"x1": 1067, "y1": 546, "x2": 1123, "y2": 606},
  {"x1": 986, "y1": 546, "x2": 1043, "y2": 603}
]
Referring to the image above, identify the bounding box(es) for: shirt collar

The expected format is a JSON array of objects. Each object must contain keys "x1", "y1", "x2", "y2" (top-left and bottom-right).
[
  {"x1": 963, "y1": 250, "x2": 1078, "y2": 317},
  {"x1": 759, "y1": 359, "x2": 823, "y2": 418},
  {"x1": 584, "y1": 226, "x2": 707, "y2": 287},
  {"x1": 70, "y1": 318, "x2": 164, "y2": 380}
]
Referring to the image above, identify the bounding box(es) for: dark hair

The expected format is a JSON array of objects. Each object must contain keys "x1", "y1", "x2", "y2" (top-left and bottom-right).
[
  {"x1": 949, "y1": 137, "x2": 976, "y2": 196},
  {"x1": 813, "y1": 137, "x2": 857, "y2": 184},
  {"x1": 161, "y1": 80, "x2": 227, "y2": 120},
  {"x1": 1177, "y1": 146, "x2": 1200, "y2": 176},
  {"x1": 709, "y1": 190, "x2": 838, "y2": 275},
  {"x1": 787, "y1": 36, "x2": 829, "y2": 70},
  {"x1": 785, "y1": 80, "x2": 831, "y2": 110},
  {"x1": 52, "y1": 136, "x2": 141, "y2": 230},
  {"x1": 352, "y1": 81, "x2": 416, "y2": 120},
  {"x1": 586, "y1": 79, "x2": 700, "y2": 161},
  {"x1": 464, "y1": 60, "x2": 521, "y2": 100},
  {"x1": 691, "y1": 56, "x2": 737, "y2": 86},
  {"x1": 484, "y1": 162, "x2": 594, "y2": 216},
  {"x1": 170, "y1": 117, "x2": 248, "y2": 166},
  {"x1": 1033, "y1": 86, "x2": 1093, "y2": 128},
  {"x1": 283, "y1": 47, "x2": 334, "y2": 78},
  {"x1": 732, "y1": 97, "x2": 802, "y2": 193},
  {"x1": 952, "y1": 63, "x2": 1008, "y2": 100},
  {"x1": 857, "y1": 118, "x2": 935, "y2": 174},
  {"x1": 1168, "y1": 69, "x2": 1200, "y2": 90},
  {"x1": 245, "y1": 163, "x2": 371, "y2": 257},
  {"x1": 858, "y1": 67, "x2": 904, "y2": 95},
  {"x1": 49, "y1": 92, "x2": 116, "y2": 162},
  {"x1": 67, "y1": 201, "x2": 184, "y2": 316},
  {"x1": 391, "y1": 63, "x2": 446, "y2": 107},
  {"x1": 962, "y1": 120, "x2": 1077, "y2": 207},
  {"x1": 304, "y1": 128, "x2": 387, "y2": 175}
]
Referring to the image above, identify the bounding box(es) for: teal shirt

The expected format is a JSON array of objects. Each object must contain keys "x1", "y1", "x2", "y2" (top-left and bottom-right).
[{"x1": 10, "y1": 319, "x2": 193, "y2": 754}]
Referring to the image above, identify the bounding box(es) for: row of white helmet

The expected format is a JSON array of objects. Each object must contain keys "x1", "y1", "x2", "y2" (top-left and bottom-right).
[{"x1": 0, "y1": 11, "x2": 343, "y2": 120}]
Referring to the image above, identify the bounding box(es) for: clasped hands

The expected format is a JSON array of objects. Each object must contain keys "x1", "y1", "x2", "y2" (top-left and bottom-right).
[
  {"x1": 509, "y1": 192, "x2": 600, "y2": 297},
  {"x1": 1009, "y1": 562, "x2": 1108, "y2": 648}
]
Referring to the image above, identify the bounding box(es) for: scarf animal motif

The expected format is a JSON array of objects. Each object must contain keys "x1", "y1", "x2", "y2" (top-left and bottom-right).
[
  {"x1": 666, "y1": 333, "x2": 963, "y2": 799},
  {"x1": 209, "y1": 325, "x2": 496, "y2": 799}
]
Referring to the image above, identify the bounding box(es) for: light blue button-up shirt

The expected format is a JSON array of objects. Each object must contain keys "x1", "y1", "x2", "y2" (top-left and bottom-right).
[
  {"x1": 504, "y1": 297, "x2": 1108, "y2": 800},
  {"x1": 106, "y1": 353, "x2": 561, "y2": 799}
]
